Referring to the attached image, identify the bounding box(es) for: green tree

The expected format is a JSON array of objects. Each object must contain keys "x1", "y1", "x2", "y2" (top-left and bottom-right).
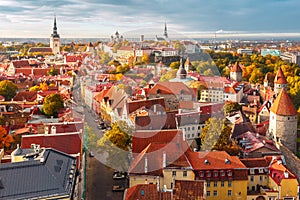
[
  {"x1": 97, "y1": 121, "x2": 132, "y2": 171},
  {"x1": 222, "y1": 102, "x2": 241, "y2": 115},
  {"x1": 47, "y1": 67, "x2": 59, "y2": 76},
  {"x1": 42, "y1": 94, "x2": 64, "y2": 117},
  {"x1": 0, "y1": 80, "x2": 18, "y2": 101},
  {"x1": 200, "y1": 118, "x2": 241, "y2": 156}
]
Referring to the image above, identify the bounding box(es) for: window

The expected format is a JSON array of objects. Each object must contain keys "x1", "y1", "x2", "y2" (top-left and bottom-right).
[
  {"x1": 228, "y1": 181, "x2": 232, "y2": 187},
  {"x1": 214, "y1": 181, "x2": 218, "y2": 187},
  {"x1": 221, "y1": 181, "x2": 224, "y2": 187},
  {"x1": 183, "y1": 171, "x2": 187, "y2": 177},
  {"x1": 199, "y1": 171, "x2": 204, "y2": 177},
  {"x1": 260, "y1": 176, "x2": 263, "y2": 181},
  {"x1": 192, "y1": 127, "x2": 195, "y2": 130},
  {"x1": 172, "y1": 171, "x2": 176, "y2": 177},
  {"x1": 259, "y1": 168, "x2": 264, "y2": 173},
  {"x1": 228, "y1": 190, "x2": 232, "y2": 196},
  {"x1": 227, "y1": 170, "x2": 232, "y2": 176},
  {"x1": 206, "y1": 171, "x2": 211, "y2": 177},
  {"x1": 214, "y1": 171, "x2": 218, "y2": 177},
  {"x1": 250, "y1": 175, "x2": 254, "y2": 182},
  {"x1": 250, "y1": 169, "x2": 255, "y2": 174},
  {"x1": 206, "y1": 191, "x2": 210, "y2": 197},
  {"x1": 207, "y1": 181, "x2": 210, "y2": 187},
  {"x1": 220, "y1": 171, "x2": 225, "y2": 177},
  {"x1": 213, "y1": 190, "x2": 218, "y2": 197}
]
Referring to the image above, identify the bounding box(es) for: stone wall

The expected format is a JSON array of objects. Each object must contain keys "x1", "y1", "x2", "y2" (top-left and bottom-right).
[{"x1": 279, "y1": 144, "x2": 300, "y2": 183}]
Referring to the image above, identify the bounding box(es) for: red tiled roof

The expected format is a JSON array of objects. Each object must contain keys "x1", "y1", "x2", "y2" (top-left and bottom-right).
[
  {"x1": 12, "y1": 60, "x2": 30, "y2": 68},
  {"x1": 148, "y1": 82, "x2": 196, "y2": 96},
  {"x1": 128, "y1": 98, "x2": 165, "y2": 114},
  {"x1": 274, "y1": 67, "x2": 287, "y2": 84},
  {"x1": 240, "y1": 157, "x2": 272, "y2": 168},
  {"x1": 21, "y1": 132, "x2": 82, "y2": 155},
  {"x1": 269, "y1": 158, "x2": 297, "y2": 185},
  {"x1": 132, "y1": 129, "x2": 183, "y2": 154},
  {"x1": 65, "y1": 55, "x2": 83, "y2": 63},
  {"x1": 270, "y1": 88, "x2": 297, "y2": 116},
  {"x1": 13, "y1": 91, "x2": 37, "y2": 102},
  {"x1": 186, "y1": 151, "x2": 246, "y2": 170},
  {"x1": 135, "y1": 112, "x2": 177, "y2": 130},
  {"x1": 125, "y1": 184, "x2": 171, "y2": 200}
]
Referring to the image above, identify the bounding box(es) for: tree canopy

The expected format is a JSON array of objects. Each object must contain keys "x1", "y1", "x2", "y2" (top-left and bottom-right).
[
  {"x1": 42, "y1": 93, "x2": 64, "y2": 117},
  {"x1": 200, "y1": 117, "x2": 241, "y2": 156},
  {"x1": 97, "y1": 121, "x2": 132, "y2": 171},
  {"x1": 0, "y1": 80, "x2": 18, "y2": 101},
  {"x1": 0, "y1": 125, "x2": 14, "y2": 149}
]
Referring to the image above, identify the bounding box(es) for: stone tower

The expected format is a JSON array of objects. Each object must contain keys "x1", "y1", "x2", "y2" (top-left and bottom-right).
[
  {"x1": 274, "y1": 67, "x2": 287, "y2": 95},
  {"x1": 50, "y1": 16, "x2": 61, "y2": 55},
  {"x1": 230, "y1": 62, "x2": 242, "y2": 82},
  {"x1": 269, "y1": 88, "x2": 298, "y2": 153}
]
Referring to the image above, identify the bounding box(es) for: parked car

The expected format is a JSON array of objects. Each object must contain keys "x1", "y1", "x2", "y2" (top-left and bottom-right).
[
  {"x1": 112, "y1": 185, "x2": 125, "y2": 192},
  {"x1": 113, "y1": 172, "x2": 126, "y2": 180},
  {"x1": 89, "y1": 151, "x2": 95, "y2": 157}
]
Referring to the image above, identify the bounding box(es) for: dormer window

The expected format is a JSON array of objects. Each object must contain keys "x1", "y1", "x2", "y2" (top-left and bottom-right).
[
  {"x1": 204, "y1": 159, "x2": 210, "y2": 165},
  {"x1": 225, "y1": 158, "x2": 231, "y2": 164},
  {"x1": 199, "y1": 171, "x2": 204, "y2": 177},
  {"x1": 220, "y1": 170, "x2": 225, "y2": 177}
]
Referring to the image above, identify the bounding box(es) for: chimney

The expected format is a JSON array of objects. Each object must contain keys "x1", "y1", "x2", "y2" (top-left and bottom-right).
[
  {"x1": 154, "y1": 104, "x2": 157, "y2": 113},
  {"x1": 51, "y1": 126, "x2": 56, "y2": 134},
  {"x1": 178, "y1": 109, "x2": 182, "y2": 114},
  {"x1": 162, "y1": 151, "x2": 166, "y2": 168},
  {"x1": 182, "y1": 129, "x2": 186, "y2": 141},
  {"x1": 144, "y1": 157, "x2": 148, "y2": 174},
  {"x1": 256, "y1": 133, "x2": 260, "y2": 138}
]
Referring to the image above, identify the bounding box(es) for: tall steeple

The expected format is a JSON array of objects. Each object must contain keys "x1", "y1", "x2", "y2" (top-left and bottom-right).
[
  {"x1": 163, "y1": 22, "x2": 168, "y2": 39},
  {"x1": 51, "y1": 15, "x2": 60, "y2": 38},
  {"x1": 50, "y1": 15, "x2": 61, "y2": 55}
]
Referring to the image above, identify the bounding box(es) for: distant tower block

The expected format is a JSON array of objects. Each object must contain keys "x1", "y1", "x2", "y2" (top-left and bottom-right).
[
  {"x1": 140, "y1": 35, "x2": 144, "y2": 42},
  {"x1": 269, "y1": 88, "x2": 298, "y2": 153},
  {"x1": 274, "y1": 67, "x2": 288, "y2": 95},
  {"x1": 50, "y1": 16, "x2": 61, "y2": 55},
  {"x1": 230, "y1": 62, "x2": 243, "y2": 82},
  {"x1": 163, "y1": 22, "x2": 168, "y2": 39}
]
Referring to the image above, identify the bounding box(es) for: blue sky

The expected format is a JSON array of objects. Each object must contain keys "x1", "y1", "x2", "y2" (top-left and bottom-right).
[{"x1": 0, "y1": 0, "x2": 300, "y2": 38}]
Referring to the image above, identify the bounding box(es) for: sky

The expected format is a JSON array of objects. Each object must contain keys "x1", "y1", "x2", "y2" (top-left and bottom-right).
[{"x1": 0, "y1": 0, "x2": 300, "y2": 38}]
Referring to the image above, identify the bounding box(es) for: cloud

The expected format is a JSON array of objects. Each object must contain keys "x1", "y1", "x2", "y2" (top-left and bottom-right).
[{"x1": 0, "y1": 0, "x2": 299, "y2": 37}]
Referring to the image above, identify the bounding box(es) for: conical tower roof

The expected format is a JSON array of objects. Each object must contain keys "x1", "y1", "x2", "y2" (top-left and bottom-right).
[
  {"x1": 231, "y1": 62, "x2": 242, "y2": 72},
  {"x1": 274, "y1": 67, "x2": 287, "y2": 84},
  {"x1": 270, "y1": 88, "x2": 297, "y2": 116}
]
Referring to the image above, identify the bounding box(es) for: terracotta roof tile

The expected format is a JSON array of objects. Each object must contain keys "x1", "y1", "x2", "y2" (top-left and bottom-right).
[
  {"x1": 274, "y1": 67, "x2": 287, "y2": 84},
  {"x1": 231, "y1": 62, "x2": 243, "y2": 72},
  {"x1": 270, "y1": 88, "x2": 297, "y2": 116},
  {"x1": 125, "y1": 184, "x2": 171, "y2": 200},
  {"x1": 173, "y1": 180, "x2": 205, "y2": 200}
]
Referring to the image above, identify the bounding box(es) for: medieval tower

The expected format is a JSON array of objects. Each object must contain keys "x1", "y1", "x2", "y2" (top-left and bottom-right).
[
  {"x1": 269, "y1": 88, "x2": 298, "y2": 153},
  {"x1": 230, "y1": 62, "x2": 242, "y2": 82},
  {"x1": 274, "y1": 67, "x2": 288, "y2": 95},
  {"x1": 50, "y1": 16, "x2": 61, "y2": 55}
]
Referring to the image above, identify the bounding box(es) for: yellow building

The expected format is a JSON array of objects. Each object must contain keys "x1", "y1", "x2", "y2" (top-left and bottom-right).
[
  {"x1": 186, "y1": 151, "x2": 248, "y2": 200},
  {"x1": 268, "y1": 158, "x2": 298, "y2": 200}
]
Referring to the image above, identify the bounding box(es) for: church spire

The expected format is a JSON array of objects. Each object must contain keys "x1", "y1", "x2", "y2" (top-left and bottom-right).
[
  {"x1": 163, "y1": 22, "x2": 168, "y2": 39},
  {"x1": 52, "y1": 15, "x2": 60, "y2": 38}
]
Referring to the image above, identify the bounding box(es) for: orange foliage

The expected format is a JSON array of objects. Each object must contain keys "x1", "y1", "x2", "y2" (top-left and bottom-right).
[{"x1": 0, "y1": 125, "x2": 14, "y2": 149}]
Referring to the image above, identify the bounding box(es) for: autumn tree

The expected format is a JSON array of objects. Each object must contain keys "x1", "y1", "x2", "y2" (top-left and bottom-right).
[
  {"x1": 97, "y1": 121, "x2": 132, "y2": 171},
  {"x1": 0, "y1": 125, "x2": 14, "y2": 149},
  {"x1": 160, "y1": 69, "x2": 177, "y2": 82},
  {"x1": 170, "y1": 61, "x2": 180, "y2": 70},
  {"x1": 223, "y1": 102, "x2": 241, "y2": 115},
  {"x1": 200, "y1": 117, "x2": 241, "y2": 156},
  {"x1": 0, "y1": 80, "x2": 18, "y2": 101},
  {"x1": 42, "y1": 93, "x2": 64, "y2": 117},
  {"x1": 141, "y1": 53, "x2": 150, "y2": 65},
  {"x1": 249, "y1": 68, "x2": 264, "y2": 84}
]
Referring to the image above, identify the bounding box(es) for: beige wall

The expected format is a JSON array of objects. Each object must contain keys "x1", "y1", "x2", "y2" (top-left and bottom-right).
[
  {"x1": 162, "y1": 169, "x2": 195, "y2": 189},
  {"x1": 206, "y1": 180, "x2": 247, "y2": 200}
]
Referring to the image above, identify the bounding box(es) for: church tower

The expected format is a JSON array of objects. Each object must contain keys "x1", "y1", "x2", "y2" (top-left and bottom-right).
[
  {"x1": 274, "y1": 67, "x2": 287, "y2": 95},
  {"x1": 176, "y1": 57, "x2": 187, "y2": 79},
  {"x1": 268, "y1": 88, "x2": 298, "y2": 153},
  {"x1": 50, "y1": 16, "x2": 61, "y2": 55},
  {"x1": 163, "y1": 22, "x2": 168, "y2": 39},
  {"x1": 230, "y1": 62, "x2": 243, "y2": 82}
]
